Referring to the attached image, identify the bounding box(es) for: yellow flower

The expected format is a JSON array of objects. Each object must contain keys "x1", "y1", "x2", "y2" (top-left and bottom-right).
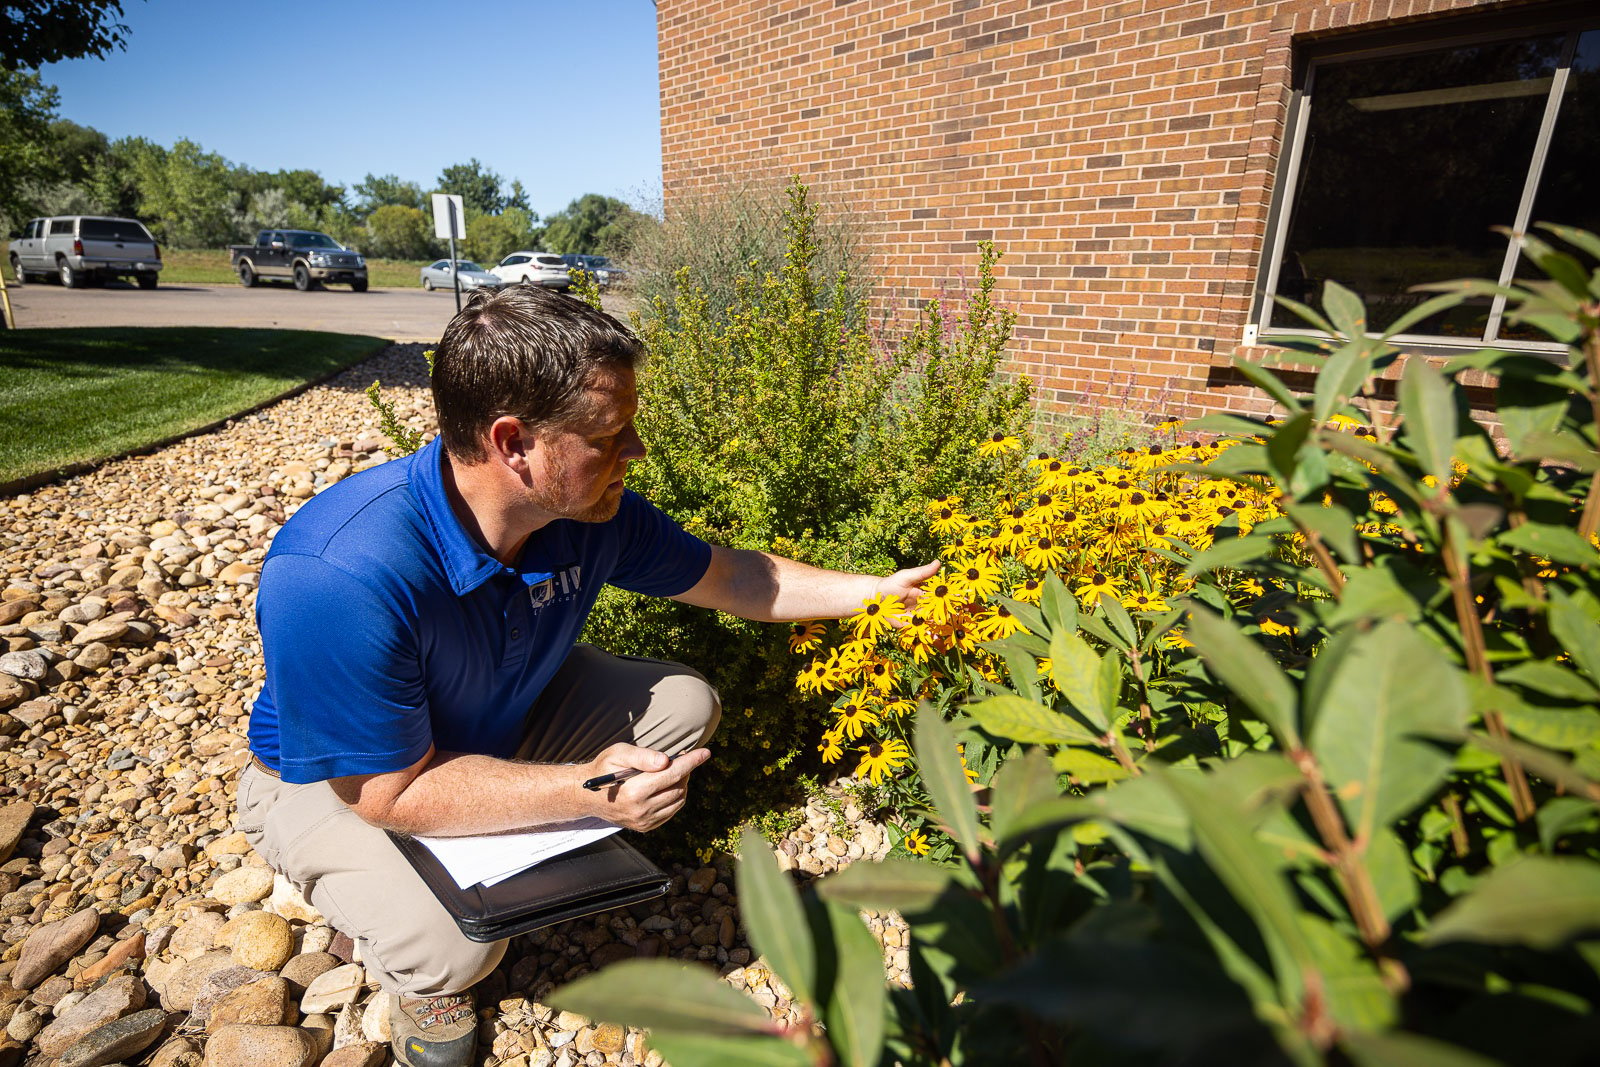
[
  {"x1": 973, "y1": 602, "x2": 1024, "y2": 641},
  {"x1": 902, "y1": 829, "x2": 930, "y2": 856},
  {"x1": 833, "y1": 695, "x2": 881, "y2": 740},
  {"x1": 951, "y1": 557, "x2": 1003, "y2": 602},
  {"x1": 978, "y1": 432, "x2": 1022, "y2": 457},
  {"x1": 863, "y1": 656, "x2": 899, "y2": 694},
  {"x1": 1011, "y1": 577, "x2": 1044, "y2": 604},
  {"x1": 818, "y1": 729, "x2": 844, "y2": 763},
  {"x1": 788, "y1": 620, "x2": 826, "y2": 653},
  {"x1": 957, "y1": 744, "x2": 979, "y2": 783},
  {"x1": 1123, "y1": 591, "x2": 1169, "y2": 612},
  {"x1": 930, "y1": 505, "x2": 971, "y2": 536},
  {"x1": 849, "y1": 593, "x2": 905, "y2": 641},
  {"x1": 855, "y1": 738, "x2": 911, "y2": 783},
  {"x1": 1074, "y1": 570, "x2": 1120, "y2": 605},
  {"x1": 919, "y1": 578, "x2": 961, "y2": 623},
  {"x1": 1022, "y1": 535, "x2": 1067, "y2": 571}
]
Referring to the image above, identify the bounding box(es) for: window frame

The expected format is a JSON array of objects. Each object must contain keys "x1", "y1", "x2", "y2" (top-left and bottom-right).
[{"x1": 1251, "y1": 6, "x2": 1598, "y2": 355}]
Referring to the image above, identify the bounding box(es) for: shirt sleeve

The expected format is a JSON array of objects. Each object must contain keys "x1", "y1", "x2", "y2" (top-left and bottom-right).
[
  {"x1": 606, "y1": 491, "x2": 713, "y2": 597},
  {"x1": 256, "y1": 553, "x2": 435, "y2": 783}
]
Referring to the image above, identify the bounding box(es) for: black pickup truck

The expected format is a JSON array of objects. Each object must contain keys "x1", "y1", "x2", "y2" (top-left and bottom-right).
[{"x1": 228, "y1": 229, "x2": 368, "y2": 291}]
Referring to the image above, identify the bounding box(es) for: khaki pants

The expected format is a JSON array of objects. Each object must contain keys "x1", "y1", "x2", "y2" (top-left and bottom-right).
[{"x1": 235, "y1": 645, "x2": 720, "y2": 996}]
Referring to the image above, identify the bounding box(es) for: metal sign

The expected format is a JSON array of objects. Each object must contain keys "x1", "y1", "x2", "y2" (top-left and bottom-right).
[{"x1": 431, "y1": 194, "x2": 467, "y2": 240}]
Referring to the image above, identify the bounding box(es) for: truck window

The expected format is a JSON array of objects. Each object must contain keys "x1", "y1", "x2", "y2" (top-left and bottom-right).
[
  {"x1": 49, "y1": 219, "x2": 73, "y2": 235},
  {"x1": 81, "y1": 219, "x2": 153, "y2": 242}
]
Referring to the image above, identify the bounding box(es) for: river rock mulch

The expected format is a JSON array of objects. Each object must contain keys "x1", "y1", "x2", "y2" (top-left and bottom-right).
[{"x1": 0, "y1": 344, "x2": 908, "y2": 1067}]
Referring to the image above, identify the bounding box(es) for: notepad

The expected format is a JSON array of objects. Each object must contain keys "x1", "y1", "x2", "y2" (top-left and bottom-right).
[{"x1": 414, "y1": 818, "x2": 622, "y2": 889}]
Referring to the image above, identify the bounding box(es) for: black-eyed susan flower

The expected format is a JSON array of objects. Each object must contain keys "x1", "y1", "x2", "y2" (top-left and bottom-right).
[
  {"x1": 1123, "y1": 591, "x2": 1169, "y2": 612},
  {"x1": 818, "y1": 729, "x2": 844, "y2": 763},
  {"x1": 973, "y1": 602, "x2": 1024, "y2": 641},
  {"x1": 833, "y1": 694, "x2": 881, "y2": 740},
  {"x1": 919, "y1": 578, "x2": 961, "y2": 623},
  {"x1": 788, "y1": 620, "x2": 826, "y2": 653},
  {"x1": 1074, "y1": 570, "x2": 1120, "y2": 605},
  {"x1": 863, "y1": 656, "x2": 899, "y2": 694},
  {"x1": 952, "y1": 557, "x2": 1003, "y2": 602},
  {"x1": 978, "y1": 432, "x2": 1022, "y2": 457},
  {"x1": 902, "y1": 828, "x2": 930, "y2": 855},
  {"x1": 856, "y1": 738, "x2": 911, "y2": 783},
  {"x1": 849, "y1": 593, "x2": 905, "y2": 641},
  {"x1": 1012, "y1": 577, "x2": 1043, "y2": 603},
  {"x1": 1022, "y1": 535, "x2": 1067, "y2": 571},
  {"x1": 930, "y1": 505, "x2": 971, "y2": 537}
]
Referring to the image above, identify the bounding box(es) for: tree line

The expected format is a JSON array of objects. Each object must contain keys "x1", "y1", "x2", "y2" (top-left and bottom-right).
[{"x1": 1, "y1": 67, "x2": 649, "y2": 264}]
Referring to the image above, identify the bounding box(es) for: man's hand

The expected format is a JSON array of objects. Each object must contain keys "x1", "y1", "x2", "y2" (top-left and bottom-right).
[
  {"x1": 874, "y1": 560, "x2": 941, "y2": 618},
  {"x1": 584, "y1": 744, "x2": 710, "y2": 832}
]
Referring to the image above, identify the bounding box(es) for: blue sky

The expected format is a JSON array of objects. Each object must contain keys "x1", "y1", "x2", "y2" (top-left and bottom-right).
[{"x1": 38, "y1": 0, "x2": 664, "y2": 220}]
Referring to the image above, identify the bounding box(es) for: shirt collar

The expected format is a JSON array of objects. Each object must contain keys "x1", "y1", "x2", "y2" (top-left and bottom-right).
[{"x1": 407, "y1": 438, "x2": 580, "y2": 596}]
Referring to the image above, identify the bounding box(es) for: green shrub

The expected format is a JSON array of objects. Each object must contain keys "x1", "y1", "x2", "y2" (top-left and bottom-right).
[
  {"x1": 553, "y1": 225, "x2": 1600, "y2": 1065},
  {"x1": 585, "y1": 178, "x2": 1034, "y2": 847}
]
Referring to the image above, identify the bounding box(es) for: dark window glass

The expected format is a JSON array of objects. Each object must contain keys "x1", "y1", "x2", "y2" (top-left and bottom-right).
[
  {"x1": 49, "y1": 219, "x2": 73, "y2": 235},
  {"x1": 1272, "y1": 34, "x2": 1565, "y2": 336},
  {"x1": 80, "y1": 219, "x2": 152, "y2": 242}
]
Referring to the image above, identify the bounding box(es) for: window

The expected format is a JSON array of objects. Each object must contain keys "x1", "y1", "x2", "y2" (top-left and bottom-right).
[
  {"x1": 49, "y1": 219, "x2": 73, "y2": 235},
  {"x1": 80, "y1": 219, "x2": 152, "y2": 242},
  {"x1": 1257, "y1": 12, "x2": 1599, "y2": 347}
]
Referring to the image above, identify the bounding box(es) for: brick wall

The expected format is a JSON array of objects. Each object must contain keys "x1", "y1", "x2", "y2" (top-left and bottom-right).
[{"x1": 658, "y1": 0, "x2": 1519, "y2": 424}]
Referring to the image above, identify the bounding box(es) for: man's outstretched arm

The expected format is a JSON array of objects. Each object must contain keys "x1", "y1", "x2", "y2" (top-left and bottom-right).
[{"x1": 670, "y1": 544, "x2": 938, "y2": 622}]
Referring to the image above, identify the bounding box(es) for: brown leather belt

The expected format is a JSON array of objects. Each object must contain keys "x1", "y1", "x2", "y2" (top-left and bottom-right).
[{"x1": 249, "y1": 754, "x2": 282, "y2": 779}]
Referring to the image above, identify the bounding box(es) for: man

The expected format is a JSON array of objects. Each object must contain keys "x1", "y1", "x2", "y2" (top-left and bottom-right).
[{"x1": 237, "y1": 285, "x2": 936, "y2": 1067}]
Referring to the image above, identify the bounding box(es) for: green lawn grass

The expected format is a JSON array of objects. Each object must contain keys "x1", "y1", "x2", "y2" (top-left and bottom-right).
[
  {"x1": 0, "y1": 327, "x2": 388, "y2": 484},
  {"x1": 158, "y1": 248, "x2": 430, "y2": 288}
]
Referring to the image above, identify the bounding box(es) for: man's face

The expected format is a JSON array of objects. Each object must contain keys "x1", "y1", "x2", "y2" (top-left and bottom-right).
[{"x1": 524, "y1": 365, "x2": 646, "y2": 523}]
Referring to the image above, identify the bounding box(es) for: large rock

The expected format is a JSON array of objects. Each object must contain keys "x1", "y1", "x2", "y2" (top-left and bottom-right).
[
  {"x1": 34, "y1": 974, "x2": 146, "y2": 1059},
  {"x1": 205, "y1": 976, "x2": 291, "y2": 1032},
  {"x1": 266, "y1": 875, "x2": 321, "y2": 924},
  {"x1": 0, "y1": 651, "x2": 46, "y2": 682},
  {"x1": 224, "y1": 911, "x2": 292, "y2": 972},
  {"x1": 279, "y1": 952, "x2": 339, "y2": 994},
  {"x1": 147, "y1": 1035, "x2": 204, "y2": 1067},
  {"x1": 299, "y1": 963, "x2": 364, "y2": 1015},
  {"x1": 202, "y1": 1024, "x2": 321, "y2": 1067},
  {"x1": 322, "y1": 1042, "x2": 388, "y2": 1067},
  {"x1": 169, "y1": 912, "x2": 226, "y2": 961},
  {"x1": 13, "y1": 907, "x2": 99, "y2": 989},
  {"x1": 160, "y1": 949, "x2": 234, "y2": 1013},
  {"x1": 210, "y1": 865, "x2": 273, "y2": 906},
  {"x1": 56, "y1": 1007, "x2": 169, "y2": 1067},
  {"x1": 0, "y1": 802, "x2": 33, "y2": 865},
  {"x1": 189, "y1": 965, "x2": 274, "y2": 1024},
  {"x1": 74, "y1": 931, "x2": 146, "y2": 989}
]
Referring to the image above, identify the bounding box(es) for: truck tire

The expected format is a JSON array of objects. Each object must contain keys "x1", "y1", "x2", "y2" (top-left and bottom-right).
[
  {"x1": 293, "y1": 262, "x2": 313, "y2": 291},
  {"x1": 351, "y1": 278, "x2": 368, "y2": 293},
  {"x1": 9, "y1": 256, "x2": 24, "y2": 286},
  {"x1": 58, "y1": 258, "x2": 82, "y2": 289},
  {"x1": 137, "y1": 273, "x2": 158, "y2": 290},
  {"x1": 237, "y1": 261, "x2": 257, "y2": 287}
]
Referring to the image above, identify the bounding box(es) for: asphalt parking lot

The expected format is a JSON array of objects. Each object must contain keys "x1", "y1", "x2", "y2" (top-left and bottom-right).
[{"x1": 1, "y1": 279, "x2": 634, "y2": 341}]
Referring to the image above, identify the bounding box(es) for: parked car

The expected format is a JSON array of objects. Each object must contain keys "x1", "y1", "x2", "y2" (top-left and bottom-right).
[
  {"x1": 560, "y1": 254, "x2": 628, "y2": 289},
  {"x1": 420, "y1": 260, "x2": 500, "y2": 291},
  {"x1": 490, "y1": 252, "x2": 570, "y2": 290},
  {"x1": 8, "y1": 215, "x2": 162, "y2": 289},
  {"x1": 228, "y1": 230, "x2": 367, "y2": 291}
]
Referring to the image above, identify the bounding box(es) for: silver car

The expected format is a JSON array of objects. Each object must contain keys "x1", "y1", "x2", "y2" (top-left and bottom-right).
[
  {"x1": 490, "y1": 252, "x2": 570, "y2": 290},
  {"x1": 420, "y1": 259, "x2": 500, "y2": 291},
  {"x1": 9, "y1": 215, "x2": 162, "y2": 289}
]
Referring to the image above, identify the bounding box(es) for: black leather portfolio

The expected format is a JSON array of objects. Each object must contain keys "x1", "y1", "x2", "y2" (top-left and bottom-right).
[{"x1": 388, "y1": 831, "x2": 671, "y2": 942}]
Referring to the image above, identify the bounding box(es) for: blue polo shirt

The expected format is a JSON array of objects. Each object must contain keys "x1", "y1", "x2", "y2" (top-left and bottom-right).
[{"x1": 248, "y1": 437, "x2": 712, "y2": 784}]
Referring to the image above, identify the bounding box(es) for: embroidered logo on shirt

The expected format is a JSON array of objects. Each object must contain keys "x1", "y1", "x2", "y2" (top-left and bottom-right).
[{"x1": 528, "y1": 566, "x2": 582, "y2": 612}]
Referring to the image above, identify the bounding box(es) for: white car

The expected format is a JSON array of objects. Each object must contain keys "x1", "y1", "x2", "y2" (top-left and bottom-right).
[
  {"x1": 420, "y1": 259, "x2": 500, "y2": 291},
  {"x1": 490, "y1": 252, "x2": 570, "y2": 290}
]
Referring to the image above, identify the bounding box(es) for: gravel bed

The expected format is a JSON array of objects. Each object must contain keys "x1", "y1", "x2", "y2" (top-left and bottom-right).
[{"x1": 0, "y1": 344, "x2": 905, "y2": 1066}]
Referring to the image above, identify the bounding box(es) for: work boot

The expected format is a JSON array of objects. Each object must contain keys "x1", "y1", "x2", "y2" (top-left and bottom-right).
[{"x1": 390, "y1": 990, "x2": 477, "y2": 1067}]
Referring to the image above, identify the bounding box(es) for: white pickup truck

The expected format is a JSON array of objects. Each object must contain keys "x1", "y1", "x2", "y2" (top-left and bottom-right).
[{"x1": 7, "y1": 215, "x2": 162, "y2": 289}]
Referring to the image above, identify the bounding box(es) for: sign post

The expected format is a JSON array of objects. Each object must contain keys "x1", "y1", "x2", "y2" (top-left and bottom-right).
[{"x1": 430, "y1": 193, "x2": 468, "y2": 314}]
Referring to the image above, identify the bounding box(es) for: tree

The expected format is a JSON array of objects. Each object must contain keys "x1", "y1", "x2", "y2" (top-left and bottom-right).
[
  {"x1": 437, "y1": 158, "x2": 505, "y2": 217},
  {"x1": 365, "y1": 204, "x2": 437, "y2": 260},
  {"x1": 0, "y1": 68, "x2": 59, "y2": 234},
  {"x1": 1, "y1": 0, "x2": 129, "y2": 69},
  {"x1": 353, "y1": 173, "x2": 425, "y2": 217},
  {"x1": 462, "y1": 207, "x2": 539, "y2": 265},
  {"x1": 48, "y1": 119, "x2": 109, "y2": 185},
  {"x1": 122, "y1": 138, "x2": 241, "y2": 247},
  {"x1": 540, "y1": 193, "x2": 639, "y2": 256}
]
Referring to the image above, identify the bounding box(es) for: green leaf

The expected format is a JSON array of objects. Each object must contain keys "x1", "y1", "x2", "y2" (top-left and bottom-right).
[
  {"x1": 1498, "y1": 522, "x2": 1600, "y2": 567},
  {"x1": 1048, "y1": 630, "x2": 1110, "y2": 733},
  {"x1": 1301, "y1": 626, "x2": 1360, "y2": 742},
  {"x1": 993, "y1": 595, "x2": 1047, "y2": 639},
  {"x1": 1497, "y1": 660, "x2": 1600, "y2": 702},
  {"x1": 1052, "y1": 746, "x2": 1132, "y2": 784},
  {"x1": 818, "y1": 900, "x2": 888, "y2": 1067},
  {"x1": 737, "y1": 829, "x2": 816, "y2": 1006},
  {"x1": 1323, "y1": 565, "x2": 1425, "y2": 628},
  {"x1": 1362, "y1": 829, "x2": 1419, "y2": 924},
  {"x1": 817, "y1": 857, "x2": 954, "y2": 915},
  {"x1": 648, "y1": 1034, "x2": 813, "y2": 1067},
  {"x1": 1314, "y1": 340, "x2": 1372, "y2": 424},
  {"x1": 1379, "y1": 289, "x2": 1476, "y2": 339},
  {"x1": 1185, "y1": 412, "x2": 1276, "y2": 437},
  {"x1": 1518, "y1": 231, "x2": 1592, "y2": 298},
  {"x1": 1398, "y1": 357, "x2": 1457, "y2": 487},
  {"x1": 1341, "y1": 1030, "x2": 1502, "y2": 1067},
  {"x1": 1536, "y1": 221, "x2": 1600, "y2": 267},
  {"x1": 1230, "y1": 356, "x2": 1307, "y2": 414},
  {"x1": 1039, "y1": 571, "x2": 1077, "y2": 634},
  {"x1": 1425, "y1": 857, "x2": 1600, "y2": 950},
  {"x1": 1265, "y1": 411, "x2": 1315, "y2": 490},
  {"x1": 1300, "y1": 914, "x2": 1397, "y2": 1033},
  {"x1": 1308, "y1": 621, "x2": 1468, "y2": 841},
  {"x1": 989, "y1": 748, "x2": 1065, "y2": 849},
  {"x1": 1516, "y1": 430, "x2": 1599, "y2": 472},
  {"x1": 1322, "y1": 281, "x2": 1374, "y2": 337},
  {"x1": 1464, "y1": 731, "x2": 1600, "y2": 802},
  {"x1": 1549, "y1": 589, "x2": 1600, "y2": 683},
  {"x1": 550, "y1": 959, "x2": 777, "y2": 1036},
  {"x1": 1181, "y1": 604, "x2": 1300, "y2": 748},
  {"x1": 1182, "y1": 532, "x2": 1278, "y2": 577},
  {"x1": 914, "y1": 703, "x2": 982, "y2": 860},
  {"x1": 1097, "y1": 595, "x2": 1137, "y2": 651},
  {"x1": 1501, "y1": 705, "x2": 1600, "y2": 752},
  {"x1": 1285, "y1": 500, "x2": 1359, "y2": 564},
  {"x1": 966, "y1": 694, "x2": 1100, "y2": 746},
  {"x1": 1271, "y1": 292, "x2": 1338, "y2": 334}
]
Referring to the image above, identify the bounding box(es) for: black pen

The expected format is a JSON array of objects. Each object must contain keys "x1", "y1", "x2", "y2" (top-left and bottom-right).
[{"x1": 582, "y1": 752, "x2": 683, "y2": 791}]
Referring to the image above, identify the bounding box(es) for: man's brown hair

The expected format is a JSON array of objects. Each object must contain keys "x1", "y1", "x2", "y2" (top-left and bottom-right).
[{"x1": 430, "y1": 285, "x2": 644, "y2": 462}]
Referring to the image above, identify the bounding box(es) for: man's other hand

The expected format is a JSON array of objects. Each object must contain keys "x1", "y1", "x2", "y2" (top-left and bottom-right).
[{"x1": 585, "y1": 744, "x2": 710, "y2": 832}]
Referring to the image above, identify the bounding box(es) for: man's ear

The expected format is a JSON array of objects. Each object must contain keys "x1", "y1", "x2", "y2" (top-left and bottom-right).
[{"x1": 485, "y1": 416, "x2": 534, "y2": 472}]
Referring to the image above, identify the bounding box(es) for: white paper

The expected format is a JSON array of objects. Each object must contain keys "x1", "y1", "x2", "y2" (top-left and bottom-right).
[{"x1": 414, "y1": 818, "x2": 621, "y2": 890}]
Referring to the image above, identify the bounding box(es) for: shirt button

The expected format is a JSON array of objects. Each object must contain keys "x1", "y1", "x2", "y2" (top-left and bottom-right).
[{"x1": 511, "y1": 629, "x2": 521, "y2": 639}]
